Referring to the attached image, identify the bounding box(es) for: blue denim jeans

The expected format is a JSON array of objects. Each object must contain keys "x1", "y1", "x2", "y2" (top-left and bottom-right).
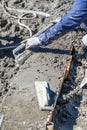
[{"x1": 38, "y1": 0, "x2": 87, "y2": 44}]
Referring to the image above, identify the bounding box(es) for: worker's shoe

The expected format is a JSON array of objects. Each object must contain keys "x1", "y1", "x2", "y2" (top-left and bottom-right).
[
  {"x1": 26, "y1": 37, "x2": 42, "y2": 49},
  {"x1": 81, "y1": 34, "x2": 87, "y2": 51}
]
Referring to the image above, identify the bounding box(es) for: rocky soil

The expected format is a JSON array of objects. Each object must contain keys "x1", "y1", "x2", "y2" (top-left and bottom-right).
[{"x1": 0, "y1": 0, "x2": 87, "y2": 130}]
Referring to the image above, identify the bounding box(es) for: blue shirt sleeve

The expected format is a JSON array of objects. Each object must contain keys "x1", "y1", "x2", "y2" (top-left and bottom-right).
[{"x1": 38, "y1": 0, "x2": 87, "y2": 44}]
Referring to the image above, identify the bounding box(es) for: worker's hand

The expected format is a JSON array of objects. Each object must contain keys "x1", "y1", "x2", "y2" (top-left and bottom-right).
[{"x1": 26, "y1": 37, "x2": 41, "y2": 49}]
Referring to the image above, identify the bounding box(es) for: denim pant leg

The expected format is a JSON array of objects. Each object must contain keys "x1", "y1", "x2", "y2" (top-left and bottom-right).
[{"x1": 38, "y1": 0, "x2": 87, "y2": 43}]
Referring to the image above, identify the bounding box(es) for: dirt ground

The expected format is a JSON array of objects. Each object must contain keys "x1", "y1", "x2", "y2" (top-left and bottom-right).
[{"x1": 0, "y1": 0, "x2": 87, "y2": 130}]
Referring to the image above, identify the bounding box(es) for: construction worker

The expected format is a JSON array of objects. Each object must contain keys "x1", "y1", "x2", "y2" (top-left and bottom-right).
[{"x1": 26, "y1": 0, "x2": 87, "y2": 49}]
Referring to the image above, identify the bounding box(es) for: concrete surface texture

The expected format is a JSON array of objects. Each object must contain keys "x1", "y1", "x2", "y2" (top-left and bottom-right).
[{"x1": 0, "y1": 0, "x2": 87, "y2": 130}]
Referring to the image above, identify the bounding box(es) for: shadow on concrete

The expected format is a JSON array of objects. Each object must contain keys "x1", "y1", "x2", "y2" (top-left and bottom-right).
[{"x1": 32, "y1": 46, "x2": 71, "y2": 55}]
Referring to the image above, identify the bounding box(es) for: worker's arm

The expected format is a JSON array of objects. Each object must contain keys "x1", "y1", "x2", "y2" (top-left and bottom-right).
[{"x1": 26, "y1": 0, "x2": 87, "y2": 49}]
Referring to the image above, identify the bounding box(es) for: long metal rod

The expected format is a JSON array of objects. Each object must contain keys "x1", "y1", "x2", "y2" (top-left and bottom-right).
[{"x1": 0, "y1": 44, "x2": 20, "y2": 50}]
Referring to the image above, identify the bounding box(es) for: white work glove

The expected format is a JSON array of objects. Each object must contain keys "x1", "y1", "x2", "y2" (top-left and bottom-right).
[{"x1": 26, "y1": 37, "x2": 41, "y2": 49}]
